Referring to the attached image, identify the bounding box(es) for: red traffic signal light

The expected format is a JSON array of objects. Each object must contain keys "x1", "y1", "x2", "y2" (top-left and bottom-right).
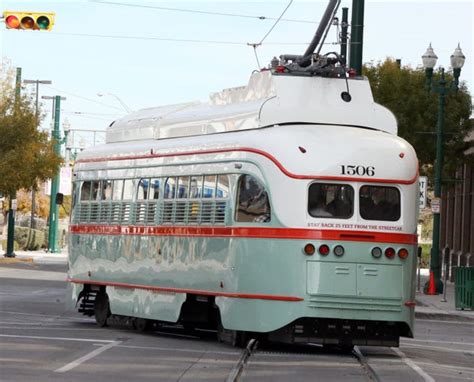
[{"x1": 3, "y1": 11, "x2": 55, "y2": 31}]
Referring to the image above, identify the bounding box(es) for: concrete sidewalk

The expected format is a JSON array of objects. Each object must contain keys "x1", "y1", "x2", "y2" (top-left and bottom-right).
[
  {"x1": 415, "y1": 271, "x2": 473, "y2": 321},
  {"x1": 1, "y1": 248, "x2": 68, "y2": 264}
]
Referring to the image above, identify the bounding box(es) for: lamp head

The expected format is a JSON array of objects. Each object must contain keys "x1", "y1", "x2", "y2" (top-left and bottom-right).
[
  {"x1": 450, "y1": 43, "x2": 465, "y2": 69},
  {"x1": 422, "y1": 43, "x2": 438, "y2": 69},
  {"x1": 62, "y1": 118, "x2": 71, "y2": 132}
]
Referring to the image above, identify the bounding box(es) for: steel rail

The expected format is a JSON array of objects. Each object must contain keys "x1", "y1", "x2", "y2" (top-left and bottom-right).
[
  {"x1": 226, "y1": 339, "x2": 258, "y2": 382},
  {"x1": 352, "y1": 346, "x2": 381, "y2": 382}
]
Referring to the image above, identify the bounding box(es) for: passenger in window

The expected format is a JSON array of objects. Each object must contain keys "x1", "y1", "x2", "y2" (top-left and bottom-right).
[
  {"x1": 236, "y1": 175, "x2": 271, "y2": 223},
  {"x1": 327, "y1": 187, "x2": 352, "y2": 217},
  {"x1": 310, "y1": 194, "x2": 333, "y2": 217}
]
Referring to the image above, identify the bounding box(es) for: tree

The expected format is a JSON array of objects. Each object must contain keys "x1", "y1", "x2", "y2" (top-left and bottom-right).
[
  {"x1": 364, "y1": 59, "x2": 472, "y2": 178},
  {"x1": 0, "y1": 62, "x2": 63, "y2": 198}
]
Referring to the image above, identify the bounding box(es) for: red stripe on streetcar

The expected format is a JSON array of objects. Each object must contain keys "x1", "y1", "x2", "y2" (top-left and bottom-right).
[
  {"x1": 76, "y1": 147, "x2": 418, "y2": 185},
  {"x1": 68, "y1": 278, "x2": 303, "y2": 302},
  {"x1": 69, "y1": 225, "x2": 418, "y2": 245}
]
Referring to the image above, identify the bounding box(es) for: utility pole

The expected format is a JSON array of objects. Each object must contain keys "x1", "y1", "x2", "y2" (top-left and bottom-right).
[
  {"x1": 42, "y1": 95, "x2": 66, "y2": 253},
  {"x1": 23, "y1": 79, "x2": 52, "y2": 230},
  {"x1": 5, "y1": 68, "x2": 22, "y2": 258}
]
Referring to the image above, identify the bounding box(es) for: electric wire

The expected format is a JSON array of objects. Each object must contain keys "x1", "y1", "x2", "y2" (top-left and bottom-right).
[
  {"x1": 249, "y1": 0, "x2": 294, "y2": 68},
  {"x1": 90, "y1": 0, "x2": 319, "y2": 25},
  {"x1": 43, "y1": 85, "x2": 125, "y2": 112}
]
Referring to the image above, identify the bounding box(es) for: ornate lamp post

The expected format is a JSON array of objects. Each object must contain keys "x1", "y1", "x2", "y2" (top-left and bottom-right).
[{"x1": 421, "y1": 43, "x2": 465, "y2": 294}]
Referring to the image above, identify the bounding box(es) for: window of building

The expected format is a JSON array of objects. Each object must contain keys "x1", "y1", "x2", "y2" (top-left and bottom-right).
[
  {"x1": 112, "y1": 180, "x2": 123, "y2": 200},
  {"x1": 308, "y1": 183, "x2": 354, "y2": 219},
  {"x1": 203, "y1": 175, "x2": 216, "y2": 198},
  {"x1": 217, "y1": 175, "x2": 229, "y2": 198},
  {"x1": 235, "y1": 175, "x2": 271, "y2": 223},
  {"x1": 360, "y1": 186, "x2": 400, "y2": 221},
  {"x1": 122, "y1": 179, "x2": 134, "y2": 200}
]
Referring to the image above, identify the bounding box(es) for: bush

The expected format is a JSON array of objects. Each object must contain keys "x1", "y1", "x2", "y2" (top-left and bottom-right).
[
  {"x1": 419, "y1": 243, "x2": 431, "y2": 268},
  {"x1": 13, "y1": 226, "x2": 46, "y2": 250},
  {"x1": 1, "y1": 239, "x2": 20, "y2": 252}
]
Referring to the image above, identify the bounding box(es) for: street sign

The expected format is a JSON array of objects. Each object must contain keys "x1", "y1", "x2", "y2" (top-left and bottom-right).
[
  {"x1": 419, "y1": 176, "x2": 428, "y2": 209},
  {"x1": 431, "y1": 197, "x2": 441, "y2": 213}
]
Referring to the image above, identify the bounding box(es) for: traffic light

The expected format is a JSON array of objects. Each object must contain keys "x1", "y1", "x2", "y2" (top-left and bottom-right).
[{"x1": 3, "y1": 11, "x2": 55, "y2": 31}]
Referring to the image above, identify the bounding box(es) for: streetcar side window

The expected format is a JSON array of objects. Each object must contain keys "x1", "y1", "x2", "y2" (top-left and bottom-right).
[
  {"x1": 101, "y1": 180, "x2": 113, "y2": 200},
  {"x1": 91, "y1": 181, "x2": 100, "y2": 201},
  {"x1": 360, "y1": 186, "x2": 400, "y2": 221},
  {"x1": 150, "y1": 178, "x2": 160, "y2": 200},
  {"x1": 177, "y1": 176, "x2": 190, "y2": 199},
  {"x1": 217, "y1": 175, "x2": 229, "y2": 198},
  {"x1": 123, "y1": 179, "x2": 134, "y2": 200},
  {"x1": 189, "y1": 176, "x2": 202, "y2": 198},
  {"x1": 203, "y1": 175, "x2": 216, "y2": 198},
  {"x1": 137, "y1": 178, "x2": 149, "y2": 200},
  {"x1": 164, "y1": 177, "x2": 176, "y2": 199},
  {"x1": 112, "y1": 180, "x2": 123, "y2": 200},
  {"x1": 308, "y1": 183, "x2": 353, "y2": 219},
  {"x1": 80, "y1": 181, "x2": 92, "y2": 201},
  {"x1": 235, "y1": 175, "x2": 271, "y2": 223}
]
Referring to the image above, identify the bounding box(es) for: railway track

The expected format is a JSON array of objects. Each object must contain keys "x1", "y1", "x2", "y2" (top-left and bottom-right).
[{"x1": 226, "y1": 341, "x2": 382, "y2": 382}]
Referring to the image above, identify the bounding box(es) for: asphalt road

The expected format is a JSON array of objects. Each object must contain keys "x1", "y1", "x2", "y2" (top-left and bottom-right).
[{"x1": 0, "y1": 262, "x2": 473, "y2": 382}]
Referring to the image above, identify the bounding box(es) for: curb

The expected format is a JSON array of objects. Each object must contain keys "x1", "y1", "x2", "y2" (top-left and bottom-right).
[
  {"x1": 0, "y1": 257, "x2": 34, "y2": 264},
  {"x1": 415, "y1": 311, "x2": 474, "y2": 322}
]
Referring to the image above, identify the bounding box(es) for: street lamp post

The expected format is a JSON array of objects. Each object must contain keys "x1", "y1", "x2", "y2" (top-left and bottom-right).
[
  {"x1": 421, "y1": 43, "x2": 465, "y2": 294},
  {"x1": 23, "y1": 79, "x2": 52, "y2": 230},
  {"x1": 42, "y1": 95, "x2": 67, "y2": 253},
  {"x1": 97, "y1": 92, "x2": 132, "y2": 114}
]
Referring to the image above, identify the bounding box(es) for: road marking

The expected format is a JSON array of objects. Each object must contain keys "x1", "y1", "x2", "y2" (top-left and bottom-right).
[
  {"x1": 0, "y1": 334, "x2": 114, "y2": 343},
  {"x1": 114, "y1": 343, "x2": 240, "y2": 355},
  {"x1": 0, "y1": 310, "x2": 92, "y2": 321},
  {"x1": 403, "y1": 338, "x2": 474, "y2": 346},
  {"x1": 55, "y1": 341, "x2": 121, "y2": 373},
  {"x1": 0, "y1": 326, "x2": 100, "y2": 331},
  {"x1": 417, "y1": 318, "x2": 474, "y2": 326},
  {"x1": 403, "y1": 343, "x2": 474, "y2": 355},
  {"x1": 391, "y1": 347, "x2": 435, "y2": 382}
]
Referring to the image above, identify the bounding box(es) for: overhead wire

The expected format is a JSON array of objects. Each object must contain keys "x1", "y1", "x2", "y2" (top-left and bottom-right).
[
  {"x1": 90, "y1": 0, "x2": 319, "y2": 25},
  {"x1": 248, "y1": 0, "x2": 295, "y2": 69}
]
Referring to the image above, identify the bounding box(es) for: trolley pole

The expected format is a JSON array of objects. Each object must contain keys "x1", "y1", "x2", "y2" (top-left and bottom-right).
[
  {"x1": 44, "y1": 95, "x2": 65, "y2": 253},
  {"x1": 340, "y1": 7, "x2": 349, "y2": 64},
  {"x1": 5, "y1": 68, "x2": 22, "y2": 258}
]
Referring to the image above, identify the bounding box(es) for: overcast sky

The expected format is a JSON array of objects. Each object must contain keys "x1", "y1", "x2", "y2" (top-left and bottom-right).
[{"x1": 1, "y1": 0, "x2": 472, "y2": 148}]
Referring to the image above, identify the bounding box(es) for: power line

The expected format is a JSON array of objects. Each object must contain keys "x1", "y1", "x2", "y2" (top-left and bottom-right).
[
  {"x1": 90, "y1": 0, "x2": 319, "y2": 25},
  {"x1": 45, "y1": 31, "x2": 309, "y2": 46},
  {"x1": 43, "y1": 85, "x2": 125, "y2": 112}
]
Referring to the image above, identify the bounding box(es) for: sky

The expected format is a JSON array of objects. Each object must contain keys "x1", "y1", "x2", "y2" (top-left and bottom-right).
[{"x1": 1, "y1": 0, "x2": 472, "y2": 149}]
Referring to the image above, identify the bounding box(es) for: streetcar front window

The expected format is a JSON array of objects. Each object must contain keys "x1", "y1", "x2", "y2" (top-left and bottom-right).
[
  {"x1": 235, "y1": 175, "x2": 271, "y2": 223},
  {"x1": 112, "y1": 180, "x2": 123, "y2": 200},
  {"x1": 360, "y1": 186, "x2": 400, "y2": 221},
  {"x1": 308, "y1": 183, "x2": 353, "y2": 218},
  {"x1": 80, "y1": 181, "x2": 91, "y2": 201}
]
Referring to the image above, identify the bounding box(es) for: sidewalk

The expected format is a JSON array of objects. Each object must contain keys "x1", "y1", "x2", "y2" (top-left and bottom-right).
[
  {"x1": 415, "y1": 269, "x2": 473, "y2": 321},
  {"x1": 0, "y1": 248, "x2": 68, "y2": 264}
]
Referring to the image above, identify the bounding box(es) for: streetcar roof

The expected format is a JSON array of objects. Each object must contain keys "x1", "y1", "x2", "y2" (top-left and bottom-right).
[
  {"x1": 76, "y1": 124, "x2": 417, "y2": 185},
  {"x1": 105, "y1": 71, "x2": 398, "y2": 144}
]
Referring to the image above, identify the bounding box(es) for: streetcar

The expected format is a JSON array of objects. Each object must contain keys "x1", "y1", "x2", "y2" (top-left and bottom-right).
[{"x1": 67, "y1": 0, "x2": 418, "y2": 348}]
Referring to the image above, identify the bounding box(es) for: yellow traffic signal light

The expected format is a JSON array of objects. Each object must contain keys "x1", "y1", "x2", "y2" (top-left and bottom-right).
[{"x1": 3, "y1": 11, "x2": 55, "y2": 31}]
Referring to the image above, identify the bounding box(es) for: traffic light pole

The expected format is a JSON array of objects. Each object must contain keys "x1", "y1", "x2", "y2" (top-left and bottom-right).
[
  {"x1": 47, "y1": 96, "x2": 62, "y2": 253},
  {"x1": 5, "y1": 68, "x2": 22, "y2": 258}
]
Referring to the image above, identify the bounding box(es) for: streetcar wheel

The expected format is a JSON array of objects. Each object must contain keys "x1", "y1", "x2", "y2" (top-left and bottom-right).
[
  {"x1": 94, "y1": 292, "x2": 110, "y2": 327},
  {"x1": 134, "y1": 318, "x2": 153, "y2": 332}
]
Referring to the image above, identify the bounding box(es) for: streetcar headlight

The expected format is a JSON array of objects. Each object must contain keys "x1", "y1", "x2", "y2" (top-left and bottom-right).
[
  {"x1": 385, "y1": 247, "x2": 396, "y2": 259},
  {"x1": 334, "y1": 245, "x2": 344, "y2": 256},
  {"x1": 398, "y1": 248, "x2": 409, "y2": 259},
  {"x1": 304, "y1": 243, "x2": 315, "y2": 256},
  {"x1": 371, "y1": 247, "x2": 382, "y2": 258},
  {"x1": 318, "y1": 244, "x2": 330, "y2": 256}
]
